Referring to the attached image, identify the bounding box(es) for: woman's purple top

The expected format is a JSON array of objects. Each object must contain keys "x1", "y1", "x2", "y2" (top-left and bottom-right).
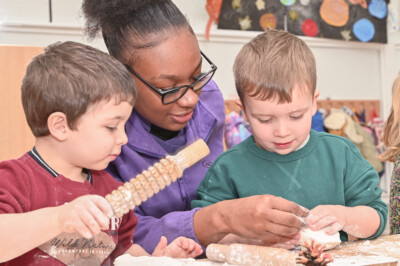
[{"x1": 107, "y1": 80, "x2": 225, "y2": 253}]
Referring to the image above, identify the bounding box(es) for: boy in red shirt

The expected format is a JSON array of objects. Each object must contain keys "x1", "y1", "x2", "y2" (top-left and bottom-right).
[{"x1": 0, "y1": 41, "x2": 202, "y2": 265}]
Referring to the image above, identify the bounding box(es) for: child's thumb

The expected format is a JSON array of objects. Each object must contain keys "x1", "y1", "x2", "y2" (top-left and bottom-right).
[
  {"x1": 159, "y1": 236, "x2": 168, "y2": 247},
  {"x1": 152, "y1": 236, "x2": 168, "y2": 256}
]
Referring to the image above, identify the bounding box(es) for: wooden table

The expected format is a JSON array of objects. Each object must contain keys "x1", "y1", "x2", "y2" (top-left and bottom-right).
[
  {"x1": 204, "y1": 234, "x2": 400, "y2": 265},
  {"x1": 328, "y1": 234, "x2": 400, "y2": 265},
  {"x1": 113, "y1": 235, "x2": 400, "y2": 265}
]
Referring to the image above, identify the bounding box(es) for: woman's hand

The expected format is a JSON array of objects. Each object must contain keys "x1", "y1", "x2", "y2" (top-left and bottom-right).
[
  {"x1": 152, "y1": 236, "x2": 203, "y2": 258},
  {"x1": 225, "y1": 195, "x2": 308, "y2": 244},
  {"x1": 194, "y1": 194, "x2": 309, "y2": 246}
]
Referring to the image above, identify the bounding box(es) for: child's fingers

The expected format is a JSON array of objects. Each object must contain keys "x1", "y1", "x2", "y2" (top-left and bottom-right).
[
  {"x1": 69, "y1": 216, "x2": 95, "y2": 239},
  {"x1": 180, "y1": 238, "x2": 189, "y2": 250},
  {"x1": 159, "y1": 236, "x2": 168, "y2": 247},
  {"x1": 79, "y1": 209, "x2": 102, "y2": 237},
  {"x1": 58, "y1": 203, "x2": 92, "y2": 237},
  {"x1": 188, "y1": 241, "x2": 196, "y2": 251},
  {"x1": 180, "y1": 237, "x2": 197, "y2": 251},
  {"x1": 189, "y1": 244, "x2": 203, "y2": 257},
  {"x1": 309, "y1": 215, "x2": 336, "y2": 231},
  {"x1": 152, "y1": 236, "x2": 168, "y2": 256},
  {"x1": 76, "y1": 198, "x2": 111, "y2": 237},
  {"x1": 325, "y1": 222, "x2": 342, "y2": 234},
  {"x1": 180, "y1": 238, "x2": 203, "y2": 257},
  {"x1": 77, "y1": 225, "x2": 94, "y2": 239},
  {"x1": 85, "y1": 197, "x2": 111, "y2": 230},
  {"x1": 307, "y1": 209, "x2": 326, "y2": 225},
  {"x1": 183, "y1": 240, "x2": 193, "y2": 251},
  {"x1": 58, "y1": 195, "x2": 111, "y2": 238},
  {"x1": 92, "y1": 195, "x2": 114, "y2": 218},
  {"x1": 195, "y1": 248, "x2": 203, "y2": 257}
]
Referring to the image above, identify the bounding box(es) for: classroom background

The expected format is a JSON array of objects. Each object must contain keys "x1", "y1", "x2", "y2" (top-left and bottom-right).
[{"x1": 0, "y1": 0, "x2": 399, "y2": 201}]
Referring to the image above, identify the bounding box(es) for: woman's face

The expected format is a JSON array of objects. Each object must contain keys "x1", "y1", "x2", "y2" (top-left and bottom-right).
[{"x1": 128, "y1": 29, "x2": 203, "y2": 131}]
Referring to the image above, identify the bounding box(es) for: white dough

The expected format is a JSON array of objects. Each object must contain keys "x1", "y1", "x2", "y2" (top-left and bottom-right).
[
  {"x1": 300, "y1": 228, "x2": 341, "y2": 250},
  {"x1": 114, "y1": 255, "x2": 192, "y2": 266},
  {"x1": 113, "y1": 254, "x2": 224, "y2": 266}
]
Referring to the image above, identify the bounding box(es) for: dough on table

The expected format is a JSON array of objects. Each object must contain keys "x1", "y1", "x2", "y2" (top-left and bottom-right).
[{"x1": 300, "y1": 228, "x2": 341, "y2": 250}]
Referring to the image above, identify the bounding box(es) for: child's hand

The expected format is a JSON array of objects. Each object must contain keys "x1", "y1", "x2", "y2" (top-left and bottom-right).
[
  {"x1": 307, "y1": 205, "x2": 346, "y2": 235},
  {"x1": 57, "y1": 195, "x2": 113, "y2": 239},
  {"x1": 152, "y1": 236, "x2": 203, "y2": 258}
]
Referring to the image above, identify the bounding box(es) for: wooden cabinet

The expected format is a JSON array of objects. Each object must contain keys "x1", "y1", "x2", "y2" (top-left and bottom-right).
[{"x1": 0, "y1": 46, "x2": 43, "y2": 160}]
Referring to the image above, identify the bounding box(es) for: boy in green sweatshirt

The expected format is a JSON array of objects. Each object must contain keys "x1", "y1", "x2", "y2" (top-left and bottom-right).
[{"x1": 192, "y1": 29, "x2": 387, "y2": 247}]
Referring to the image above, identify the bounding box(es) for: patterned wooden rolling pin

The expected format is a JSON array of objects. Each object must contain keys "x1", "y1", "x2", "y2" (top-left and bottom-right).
[
  {"x1": 206, "y1": 243, "x2": 297, "y2": 266},
  {"x1": 105, "y1": 139, "x2": 210, "y2": 217}
]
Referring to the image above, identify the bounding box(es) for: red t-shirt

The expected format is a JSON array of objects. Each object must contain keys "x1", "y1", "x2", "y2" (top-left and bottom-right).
[{"x1": 0, "y1": 153, "x2": 137, "y2": 265}]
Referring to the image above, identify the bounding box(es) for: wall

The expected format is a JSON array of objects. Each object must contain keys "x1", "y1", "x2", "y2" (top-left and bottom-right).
[
  {"x1": 0, "y1": 0, "x2": 399, "y2": 192},
  {"x1": 0, "y1": 1, "x2": 397, "y2": 105}
]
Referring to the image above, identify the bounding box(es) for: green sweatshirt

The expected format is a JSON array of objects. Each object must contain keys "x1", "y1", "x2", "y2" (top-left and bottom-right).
[{"x1": 192, "y1": 130, "x2": 387, "y2": 240}]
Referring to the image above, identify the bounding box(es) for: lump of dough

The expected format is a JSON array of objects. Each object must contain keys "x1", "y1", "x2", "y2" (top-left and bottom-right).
[{"x1": 300, "y1": 228, "x2": 341, "y2": 250}]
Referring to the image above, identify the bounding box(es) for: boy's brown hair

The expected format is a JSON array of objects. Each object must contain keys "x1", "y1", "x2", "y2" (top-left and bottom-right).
[
  {"x1": 21, "y1": 41, "x2": 137, "y2": 137},
  {"x1": 233, "y1": 29, "x2": 316, "y2": 104}
]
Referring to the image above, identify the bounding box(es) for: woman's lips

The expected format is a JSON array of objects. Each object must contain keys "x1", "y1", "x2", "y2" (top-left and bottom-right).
[{"x1": 170, "y1": 111, "x2": 193, "y2": 124}]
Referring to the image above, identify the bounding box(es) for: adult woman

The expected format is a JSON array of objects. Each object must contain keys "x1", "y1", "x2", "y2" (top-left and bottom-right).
[{"x1": 82, "y1": 0, "x2": 308, "y2": 253}]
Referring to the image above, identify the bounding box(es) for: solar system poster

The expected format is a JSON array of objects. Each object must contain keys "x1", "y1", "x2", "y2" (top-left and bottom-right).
[{"x1": 217, "y1": 0, "x2": 389, "y2": 43}]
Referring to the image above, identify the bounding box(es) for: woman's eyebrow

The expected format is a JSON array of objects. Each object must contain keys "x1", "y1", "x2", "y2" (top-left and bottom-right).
[{"x1": 152, "y1": 57, "x2": 203, "y2": 80}]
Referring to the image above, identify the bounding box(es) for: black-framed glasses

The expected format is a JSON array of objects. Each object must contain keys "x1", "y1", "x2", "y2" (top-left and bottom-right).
[{"x1": 125, "y1": 51, "x2": 217, "y2": 105}]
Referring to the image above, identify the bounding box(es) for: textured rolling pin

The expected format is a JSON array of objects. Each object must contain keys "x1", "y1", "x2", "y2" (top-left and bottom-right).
[
  {"x1": 206, "y1": 243, "x2": 297, "y2": 266},
  {"x1": 105, "y1": 139, "x2": 210, "y2": 217}
]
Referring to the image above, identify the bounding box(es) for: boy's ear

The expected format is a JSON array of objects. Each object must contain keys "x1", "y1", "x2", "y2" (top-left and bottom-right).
[
  {"x1": 235, "y1": 98, "x2": 248, "y2": 122},
  {"x1": 47, "y1": 112, "x2": 68, "y2": 141},
  {"x1": 312, "y1": 90, "x2": 320, "y2": 115}
]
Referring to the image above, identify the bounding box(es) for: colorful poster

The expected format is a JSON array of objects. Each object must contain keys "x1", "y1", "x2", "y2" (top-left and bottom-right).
[{"x1": 217, "y1": 0, "x2": 389, "y2": 43}]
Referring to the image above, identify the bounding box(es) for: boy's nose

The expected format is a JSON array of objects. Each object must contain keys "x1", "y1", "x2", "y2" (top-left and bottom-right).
[
  {"x1": 117, "y1": 130, "x2": 128, "y2": 145},
  {"x1": 274, "y1": 121, "x2": 291, "y2": 138}
]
